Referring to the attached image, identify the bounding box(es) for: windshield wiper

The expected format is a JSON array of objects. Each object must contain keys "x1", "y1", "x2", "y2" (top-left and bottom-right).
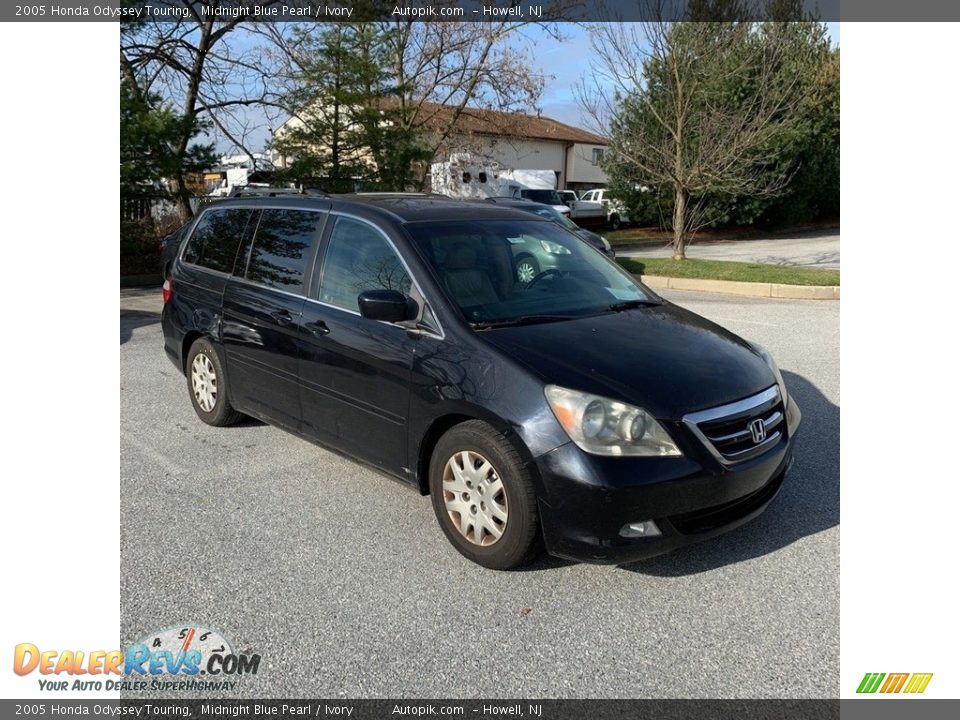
[
  {"x1": 471, "y1": 314, "x2": 578, "y2": 330},
  {"x1": 607, "y1": 299, "x2": 662, "y2": 312}
]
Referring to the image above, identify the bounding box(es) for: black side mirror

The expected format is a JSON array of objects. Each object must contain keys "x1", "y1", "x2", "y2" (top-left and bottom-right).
[{"x1": 358, "y1": 290, "x2": 416, "y2": 323}]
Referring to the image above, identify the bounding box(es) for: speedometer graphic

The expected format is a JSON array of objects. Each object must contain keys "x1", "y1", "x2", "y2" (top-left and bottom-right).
[{"x1": 136, "y1": 625, "x2": 234, "y2": 674}]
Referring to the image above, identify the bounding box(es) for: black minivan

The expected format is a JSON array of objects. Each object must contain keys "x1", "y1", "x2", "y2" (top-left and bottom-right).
[{"x1": 162, "y1": 195, "x2": 800, "y2": 569}]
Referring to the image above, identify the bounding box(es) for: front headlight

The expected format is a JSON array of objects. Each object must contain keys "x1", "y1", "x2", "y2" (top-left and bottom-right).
[
  {"x1": 544, "y1": 385, "x2": 682, "y2": 457},
  {"x1": 752, "y1": 343, "x2": 789, "y2": 407},
  {"x1": 539, "y1": 239, "x2": 571, "y2": 255}
]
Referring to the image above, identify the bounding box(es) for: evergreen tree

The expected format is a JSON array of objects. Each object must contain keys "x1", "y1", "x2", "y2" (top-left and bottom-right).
[
  {"x1": 273, "y1": 23, "x2": 430, "y2": 192},
  {"x1": 120, "y1": 79, "x2": 216, "y2": 203}
]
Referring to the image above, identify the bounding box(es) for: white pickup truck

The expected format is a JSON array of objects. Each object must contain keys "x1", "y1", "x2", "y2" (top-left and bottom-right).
[
  {"x1": 557, "y1": 190, "x2": 607, "y2": 225},
  {"x1": 430, "y1": 159, "x2": 609, "y2": 226},
  {"x1": 578, "y1": 188, "x2": 629, "y2": 230},
  {"x1": 514, "y1": 188, "x2": 606, "y2": 226}
]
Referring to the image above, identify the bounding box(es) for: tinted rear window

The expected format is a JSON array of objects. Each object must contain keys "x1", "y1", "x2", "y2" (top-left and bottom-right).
[
  {"x1": 182, "y1": 208, "x2": 253, "y2": 273},
  {"x1": 246, "y1": 209, "x2": 322, "y2": 290}
]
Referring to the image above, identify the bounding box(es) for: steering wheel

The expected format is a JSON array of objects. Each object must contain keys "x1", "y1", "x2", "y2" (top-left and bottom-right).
[{"x1": 526, "y1": 268, "x2": 564, "y2": 288}]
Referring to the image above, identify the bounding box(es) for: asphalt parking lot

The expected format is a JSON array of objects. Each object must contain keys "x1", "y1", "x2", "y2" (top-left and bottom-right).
[
  {"x1": 120, "y1": 287, "x2": 839, "y2": 698},
  {"x1": 620, "y1": 231, "x2": 841, "y2": 269}
]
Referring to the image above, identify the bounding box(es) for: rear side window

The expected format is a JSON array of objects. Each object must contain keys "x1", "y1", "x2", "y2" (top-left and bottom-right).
[
  {"x1": 182, "y1": 208, "x2": 253, "y2": 273},
  {"x1": 318, "y1": 217, "x2": 411, "y2": 311},
  {"x1": 245, "y1": 209, "x2": 323, "y2": 290}
]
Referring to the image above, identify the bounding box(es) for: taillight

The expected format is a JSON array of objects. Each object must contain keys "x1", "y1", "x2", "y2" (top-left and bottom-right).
[{"x1": 162, "y1": 279, "x2": 173, "y2": 304}]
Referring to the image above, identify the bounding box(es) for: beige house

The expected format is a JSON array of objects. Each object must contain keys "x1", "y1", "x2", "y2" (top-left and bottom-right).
[
  {"x1": 417, "y1": 102, "x2": 610, "y2": 193},
  {"x1": 275, "y1": 101, "x2": 610, "y2": 193}
]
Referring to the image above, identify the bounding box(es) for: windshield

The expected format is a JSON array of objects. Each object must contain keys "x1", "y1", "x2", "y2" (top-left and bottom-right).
[
  {"x1": 520, "y1": 189, "x2": 564, "y2": 205},
  {"x1": 405, "y1": 220, "x2": 655, "y2": 326}
]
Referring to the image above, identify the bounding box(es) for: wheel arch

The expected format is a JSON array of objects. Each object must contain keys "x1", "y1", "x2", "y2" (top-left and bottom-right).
[
  {"x1": 415, "y1": 413, "x2": 474, "y2": 495},
  {"x1": 415, "y1": 410, "x2": 534, "y2": 496},
  {"x1": 180, "y1": 331, "x2": 204, "y2": 373},
  {"x1": 181, "y1": 330, "x2": 223, "y2": 374}
]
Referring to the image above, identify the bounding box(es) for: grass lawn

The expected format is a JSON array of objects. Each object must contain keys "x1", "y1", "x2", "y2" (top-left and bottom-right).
[
  {"x1": 602, "y1": 220, "x2": 840, "y2": 249},
  {"x1": 604, "y1": 228, "x2": 668, "y2": 247},
  {"x1": 618, "y1": 257, "x2": 840, "y2": 286}
]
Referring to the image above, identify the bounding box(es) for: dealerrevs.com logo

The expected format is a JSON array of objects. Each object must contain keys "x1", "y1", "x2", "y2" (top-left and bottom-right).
[
  {"x1": 13, "y1": 626, "x2": 260, "y2": 692},
  {"x1": 856, "y1": 673, "x2": 933, "y2": 694}
]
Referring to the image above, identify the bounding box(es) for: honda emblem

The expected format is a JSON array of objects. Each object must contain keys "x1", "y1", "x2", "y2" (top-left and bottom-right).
[{"x1": 748, "y1": 418, "x2": 766, "y2": 444}]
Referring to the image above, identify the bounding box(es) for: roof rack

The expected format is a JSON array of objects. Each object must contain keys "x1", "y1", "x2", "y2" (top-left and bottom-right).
[
  {"x1": 227, "y1": 186, "x2": 330, "y2": 198},
  {"x1": 349, "y1": 192, "x2": 451, "y2": 199}
]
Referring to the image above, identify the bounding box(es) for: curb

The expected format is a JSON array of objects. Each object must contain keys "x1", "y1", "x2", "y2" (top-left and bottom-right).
[{"x1": 636, "y1": 274, "x2": 840, "y2": 300}]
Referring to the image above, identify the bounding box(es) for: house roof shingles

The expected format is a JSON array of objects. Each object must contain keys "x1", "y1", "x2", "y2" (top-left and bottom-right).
[{"x1": 417, "y1": 102, "x2": 609, "y2": 146}]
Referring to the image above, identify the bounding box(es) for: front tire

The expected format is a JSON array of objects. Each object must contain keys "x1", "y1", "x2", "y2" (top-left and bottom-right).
[
  {"x1": 186, "y1": 338, "x2": 244, "y2": 427},
  {"x1": 429, "y1": 420, "x2": 540, "y2": 570},
  {"x1": 515, "y1": 254, "x2": 540, "y2": 283}
]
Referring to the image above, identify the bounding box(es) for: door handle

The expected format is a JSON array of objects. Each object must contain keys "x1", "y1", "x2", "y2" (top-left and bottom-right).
[
  {"x1": 304, "y1": 320, "x2": 330, "y2": 337},
  {"x1": 270, "y1": 309, "x2": 294, "y2": 326}
]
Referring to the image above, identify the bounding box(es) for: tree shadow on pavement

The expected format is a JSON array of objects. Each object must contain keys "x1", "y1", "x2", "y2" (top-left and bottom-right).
[
  {"x1": 621, "y1": 370, "x2": 838, "y2": 576},
  {"x1": 695, "y1": 227, "x2": 839, "y2": 244},
  {"x1": 754, "y1": 251, "x2": 840, "y2": 268},
  {"x1": 120, "y1": 310, "x2": 160, "y2": 345}
]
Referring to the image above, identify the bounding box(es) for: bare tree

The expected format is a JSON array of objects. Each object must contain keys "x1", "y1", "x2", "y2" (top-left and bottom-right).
[
  {"x1": 380, "y1": 21, "x2": 552, "y2": 187},
  {"x1": 121, "y1": 1, "x2": 286, "y2": 219},
  {"x1": 578, "y1": 19, "x2": 812, "y2": 259},
  {"x1": 266, "y1": 18, "x2": 562, "y2": 190}
]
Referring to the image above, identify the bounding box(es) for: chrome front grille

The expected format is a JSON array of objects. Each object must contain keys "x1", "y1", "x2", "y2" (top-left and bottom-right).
[{"x1": 683, "y1": 386, "x2": 784, "y2": 465}]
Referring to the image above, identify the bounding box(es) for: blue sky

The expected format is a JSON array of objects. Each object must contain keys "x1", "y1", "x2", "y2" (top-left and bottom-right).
[{"x1": 531, "y1": 21, "x2": 840, "y2": 130}]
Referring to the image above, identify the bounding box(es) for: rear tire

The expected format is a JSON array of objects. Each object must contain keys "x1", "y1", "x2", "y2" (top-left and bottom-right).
[
  {"x1": 429, "y1": 420, "x2": 540, "y2": 570},
  {"x1": 609, "y1": 213, "x2": 622, "y2": 231},
  {"x1": 186, "y1": 338, "x2": 244, "y2": 427}
]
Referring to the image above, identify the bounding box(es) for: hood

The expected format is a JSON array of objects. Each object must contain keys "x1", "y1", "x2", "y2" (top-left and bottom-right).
[
  {"x1": 477, "y1": 302, "x2": 775, "y2": 419},
  {"x1": 575, "y1": 228, "x2": 606, "y2": 250}
]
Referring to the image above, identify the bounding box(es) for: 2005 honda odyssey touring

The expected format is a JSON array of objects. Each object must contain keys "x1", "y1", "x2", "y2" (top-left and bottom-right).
[{"x1": 162, "y1": 194, "x2": 800, "y2": 569}]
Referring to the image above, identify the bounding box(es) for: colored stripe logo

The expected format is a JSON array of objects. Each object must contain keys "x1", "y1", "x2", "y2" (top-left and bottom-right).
[{"x1": 857, "y1": 672, "x2": 933, "y2": 694}]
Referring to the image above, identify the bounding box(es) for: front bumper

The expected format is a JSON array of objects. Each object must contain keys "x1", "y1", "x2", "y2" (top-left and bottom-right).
[{"x1": 533, "y1": 395, "x2": 800, "y2": 564}]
